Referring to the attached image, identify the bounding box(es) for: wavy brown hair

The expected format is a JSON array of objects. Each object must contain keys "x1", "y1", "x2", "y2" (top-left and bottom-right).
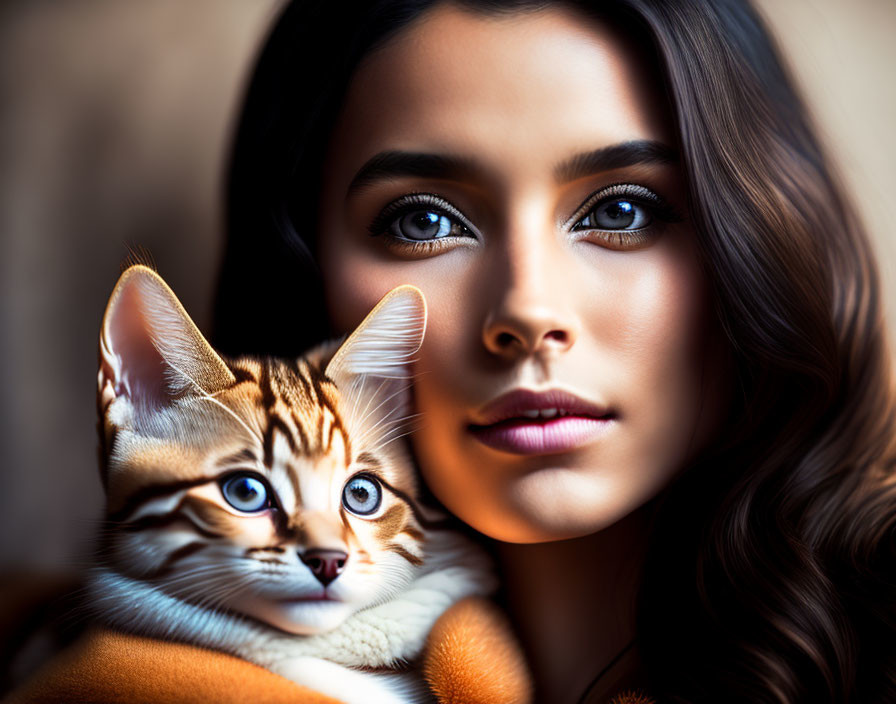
[{"x1": 215, "y1": 1, "x2": 896, "y2": 701}]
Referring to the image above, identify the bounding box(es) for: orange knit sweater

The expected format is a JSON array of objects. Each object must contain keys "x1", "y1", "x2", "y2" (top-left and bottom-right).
[{"x1": 4, "y1": 597, "x2": 652, "y2": 704}]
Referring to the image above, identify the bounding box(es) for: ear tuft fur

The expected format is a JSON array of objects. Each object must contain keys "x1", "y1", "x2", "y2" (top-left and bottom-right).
[
  {"x1": 99, "y1": 266, "x2": 235, "y2": 410},
  {"x1": 325, "y1": 285, "x2": 426, "y2": 383}
]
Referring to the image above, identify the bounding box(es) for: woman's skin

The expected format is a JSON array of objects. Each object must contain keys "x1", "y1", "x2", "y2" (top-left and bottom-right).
[{"x1": 319, "y1": 5, "x2": 730, "y2": 701}]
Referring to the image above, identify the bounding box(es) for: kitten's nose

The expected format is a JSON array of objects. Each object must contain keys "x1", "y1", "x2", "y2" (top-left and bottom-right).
[{"x1": 300, "y1": 549, "x2": 348, "y2": 586}]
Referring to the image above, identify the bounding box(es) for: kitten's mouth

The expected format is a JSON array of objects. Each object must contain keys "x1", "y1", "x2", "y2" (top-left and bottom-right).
[{"x1": 278, "y1": 591, "x2": 340, "y2": 603}]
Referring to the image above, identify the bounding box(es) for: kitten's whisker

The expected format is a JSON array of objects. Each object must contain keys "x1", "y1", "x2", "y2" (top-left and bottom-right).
[
  {"x1": 369, "y1": 428, "x2": 419, "y2": 453},
  {"x1": 162, "y1": 574, "x2": 242, "y2": 608},
  {"x1": 358, "y1": 417, "x2": 422, "y2": 449},
  {"x1": 355, "y1": 379, "x2": 411, "y2": 429},
  {"x1": 161, "y1": 357, "x2": 261, "y2": 443},
  {"x1": 154, "y1": 563, "x2": 238, "y2": 588},
  {"x1": 354, "y1": 412, "x2": 416, "y2": 449},
  {"x1": 352, "y1": 377, "x2": 391, "y2": 429},
  {"x1": 194, "y1": 394, "x2": 262, "y2": 444},
  {"x1": 359, "y1": 390, "x2": 417, "y2": 444},
  {"x1": 363, "y1": 406, "x2": 419, "y2": 435},
  {"x1": 371, "y1": 413, "x2": 423, "y2": 438},
  {"x1": 344, "y1": 376, "x2": 377, "y2": 429}
]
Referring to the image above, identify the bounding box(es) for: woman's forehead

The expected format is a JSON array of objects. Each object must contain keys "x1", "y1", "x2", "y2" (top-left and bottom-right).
[{"x1": 327, "y1": 4, "x2": 674, "y2": 187}]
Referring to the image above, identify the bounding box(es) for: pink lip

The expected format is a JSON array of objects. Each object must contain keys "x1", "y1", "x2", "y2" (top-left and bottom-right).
[{"x1": 469, "y1": 388, "x2": 615, "y2": 455}]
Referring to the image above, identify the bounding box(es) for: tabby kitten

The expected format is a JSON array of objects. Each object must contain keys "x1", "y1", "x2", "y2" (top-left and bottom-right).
[{"x1": 90, "y1": 266, "x2": 495, "y2": 704}]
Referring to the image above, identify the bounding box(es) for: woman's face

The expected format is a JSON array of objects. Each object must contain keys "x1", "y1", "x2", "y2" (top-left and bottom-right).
[{"x1": 319, "y1": 4, "x2": 726, "y2": 543}]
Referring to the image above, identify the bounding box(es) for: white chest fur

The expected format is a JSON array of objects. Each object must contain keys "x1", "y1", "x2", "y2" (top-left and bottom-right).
[{"x1": 90, "y1": 529, "x2": 496, "y2": 704}]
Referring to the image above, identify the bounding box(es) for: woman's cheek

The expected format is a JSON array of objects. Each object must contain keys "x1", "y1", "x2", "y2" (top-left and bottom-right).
[
  {"x1": 323, "y1": 245, "x2": 382, "y2": 334},
  {"x1": 616, "y1": 242, "x2": 714, "y2": 471},
  {"x1": 323, "y1": 235, "x2": 476, "y2": 337}
]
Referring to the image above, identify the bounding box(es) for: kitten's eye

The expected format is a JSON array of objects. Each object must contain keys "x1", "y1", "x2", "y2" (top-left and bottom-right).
[
  {"x1": 575, "y1": 198, "x2": 651, "y2": 230},
  {"x1": 221, "y1": 474, "x2": 270, "y2": 513},
  {"x1": 342, "y1": 475, "x2": 382, "y2": 516}
]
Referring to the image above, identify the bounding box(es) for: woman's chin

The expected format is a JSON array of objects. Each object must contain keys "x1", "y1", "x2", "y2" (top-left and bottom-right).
[{"x1": 456, "y1": 465, "x2": 657, "y2": 544}]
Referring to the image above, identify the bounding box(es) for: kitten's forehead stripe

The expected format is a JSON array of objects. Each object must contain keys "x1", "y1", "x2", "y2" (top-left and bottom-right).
[
  {"x1": 285, "y1": 360, "x2": 315, "y2": 403},
  {"x1": 288, "y1": 411, "x2": 311, "y2": 456},
  {"x1": 259, "y1": 363, "x2": 277, "y2": 411},
  {"x1": 324, "y1": 412, "x2": 342, "y2": 458},
  {"x1": 227, "y1": 364, "x2": 258, "y2": 387},
  {"x1": 318, "y1": 411, "x2": 330, "y2": 454},
  {"x1": 306, "y1": 364, "x2": 352, "y2": 462},
  {"x1": 283, "y1": 462, "x2": 303, "y2": 509},
  {"x1": 263, "y1": 416, "x2": 299, "y2": 468}
]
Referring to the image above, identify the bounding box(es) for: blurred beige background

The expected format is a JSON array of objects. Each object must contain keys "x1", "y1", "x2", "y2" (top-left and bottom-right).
[{"x1": 1, "y1": 0, "x2": 894, "y2": 571}]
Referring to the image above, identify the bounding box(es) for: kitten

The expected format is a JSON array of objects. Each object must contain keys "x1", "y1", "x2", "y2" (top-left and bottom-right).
[{"x1": 89, "y1": 265, "x2": 496, "y2": 704}]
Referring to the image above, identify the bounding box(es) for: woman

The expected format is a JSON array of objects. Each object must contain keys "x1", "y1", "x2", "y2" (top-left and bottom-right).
[{"x1": 215, "y1": 0, "x2": 896, "y2": 702}]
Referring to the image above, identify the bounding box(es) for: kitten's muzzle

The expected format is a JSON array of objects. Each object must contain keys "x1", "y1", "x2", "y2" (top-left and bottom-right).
[{"x1": 300, "y1": 549, "x2": 348, "y2": 586}]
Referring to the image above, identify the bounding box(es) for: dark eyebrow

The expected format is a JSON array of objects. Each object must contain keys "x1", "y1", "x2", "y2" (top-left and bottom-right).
[
  {"x1": 347, "y1": 151, "x2": 484, "y2": 196},
  {"x1": 346, "y1": 140, "x2": 677, "y2": 197},
  {"x1": 554, "y1": 140, "x2": 678, "y2": 182}
]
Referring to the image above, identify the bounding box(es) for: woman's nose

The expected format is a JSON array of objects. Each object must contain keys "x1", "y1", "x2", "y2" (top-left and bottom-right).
[
  {"x1": 480, "y1": 210, "x2": 582, "y2": 360},
  {"x1": 481, "y1": 256, "x2": 580, "y2": 358},
  {"x1": 482, "y1": 304, "x2": 578, "y2": 358}
]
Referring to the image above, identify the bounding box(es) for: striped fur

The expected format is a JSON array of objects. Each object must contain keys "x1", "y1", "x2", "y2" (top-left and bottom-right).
[{"x1": 89, "y1": 266, "x2": 496, "y2": 704}]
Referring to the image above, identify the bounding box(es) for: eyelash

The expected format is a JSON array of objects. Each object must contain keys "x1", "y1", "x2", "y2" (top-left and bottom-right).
[
  {"x1": 367, "y1": 184, "x2": 682, "y2": 253},
  {"x1": 366, "y1": 193, "x2": 476, "y2": 255},
  {"x1": 566, "y1": 183, "x2": 683, "y2": 250}
]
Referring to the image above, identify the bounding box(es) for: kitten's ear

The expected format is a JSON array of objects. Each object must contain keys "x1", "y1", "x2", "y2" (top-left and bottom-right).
[
  {"x1": 325, "y1": 285, "x2": 427, "y2": 385},
  {"x1": 99, "y1": 265, "x2": 236, "y2": 408}
]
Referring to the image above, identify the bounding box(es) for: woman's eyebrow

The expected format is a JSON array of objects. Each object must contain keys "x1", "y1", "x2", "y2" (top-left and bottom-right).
[
  {"x1": 553, "y1": 140, "x2": 678, "y2": 182},
  {"x1": 346, "y1": 151, "x2": 484, "y2": 197},
  {"x1": 346, "y1": 140, "x2": 677, "y2": 197}
]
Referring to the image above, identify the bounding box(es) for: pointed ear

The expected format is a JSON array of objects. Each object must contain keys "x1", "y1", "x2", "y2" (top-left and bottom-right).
[
  {"x1": 325, "y1": 285, "x2": 427, "y2": 385},
  {"x1": 99, "y1": 265, "x2": 235, "y2": 408}
]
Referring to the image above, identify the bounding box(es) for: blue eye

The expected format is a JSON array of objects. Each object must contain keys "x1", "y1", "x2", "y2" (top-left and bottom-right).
[
  {"x1": 342, "y1": 475, "x2": 382, "y2": 516},
  {"x1": 221, "y1": 474, "x2": 270, "y2": 512},
  {"x1": 368, "y1": 193, "x2": 476, "y2": 244},
  {"x1": 576, "y1": 198, "x2": 651, "y2": 231},
  {"x1": 390, "y1": 210, "x2": 469, "y2": 241}
]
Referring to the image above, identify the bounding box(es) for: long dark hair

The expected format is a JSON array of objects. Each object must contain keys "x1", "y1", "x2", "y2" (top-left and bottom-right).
[{"x1": 215, "y1": 1, "x2": 896, "y2": 701}]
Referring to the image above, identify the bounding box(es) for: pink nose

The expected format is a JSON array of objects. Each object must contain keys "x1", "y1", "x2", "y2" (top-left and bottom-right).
[{"x1": 300, "y1": 549, "x2": 348, "y2": 586}]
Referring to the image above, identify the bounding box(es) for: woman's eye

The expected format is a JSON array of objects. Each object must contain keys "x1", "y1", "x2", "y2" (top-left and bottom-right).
[
  {"x1": 342, "y1": 475, "x2": 382, "y2": 516},
  {"x1": 368, "y1": 193, "x2": 477, "y2": 248},
  {"x1": 567, "y1": 184, "x2": 682, "y2": 251},
  {"x1": 221, "y1": 474, "x2": 270, "y2": 512},
  {"x1": 575, "y1": 198, "x2": 651, "y2": 231},
  {"x1": 390, "y1": 210, "x2": 468, "y2": 241}
]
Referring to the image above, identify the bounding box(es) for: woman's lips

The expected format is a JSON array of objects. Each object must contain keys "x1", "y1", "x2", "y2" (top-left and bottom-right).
[{"x1": 469, "y1": 388, "x2": 616, "y2": 455}]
